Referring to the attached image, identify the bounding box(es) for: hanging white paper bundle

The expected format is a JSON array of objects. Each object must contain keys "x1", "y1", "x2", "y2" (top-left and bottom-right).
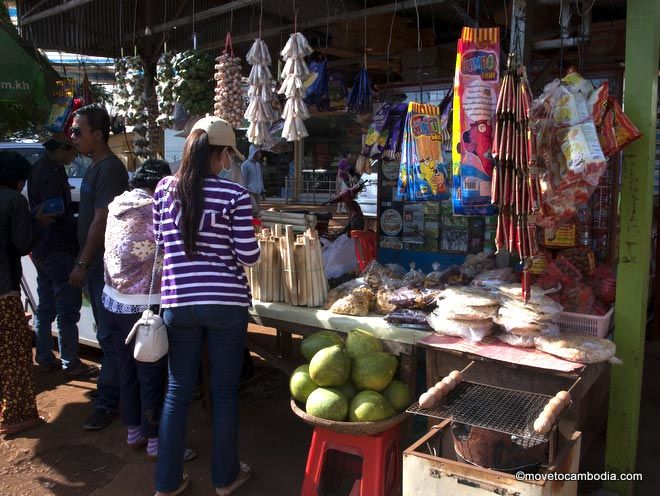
[
  {"x1": 278, "y1": 32, "x2": 313, "y2": 141},
  {"x1": 213, "y1": 34, "x2": 246, "y2": 129},
  {"x1": 155, "y1": 51, "x2": 176, "y2": 128},
  {"x1": 244, "y1": 38, "x2": 278, "y2": 145}
]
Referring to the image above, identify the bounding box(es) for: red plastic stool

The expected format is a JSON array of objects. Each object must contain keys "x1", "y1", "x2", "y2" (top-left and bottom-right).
[
  {"x1": 350, "y1": 230, "x2": 377, "y2": 272},
  {"x1": 301, "y1": 424, "x2": 401, "y2": 496}
]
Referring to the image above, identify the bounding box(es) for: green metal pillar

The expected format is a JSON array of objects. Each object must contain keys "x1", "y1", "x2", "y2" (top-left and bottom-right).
[{"x1": 604, "y1": 1, "x2": 659, "y2": 494}]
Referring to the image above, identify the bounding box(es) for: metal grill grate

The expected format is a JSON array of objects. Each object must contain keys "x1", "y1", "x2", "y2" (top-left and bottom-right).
[{"x1": 407, "y1": 381, "x2": 565, "y2": 444}]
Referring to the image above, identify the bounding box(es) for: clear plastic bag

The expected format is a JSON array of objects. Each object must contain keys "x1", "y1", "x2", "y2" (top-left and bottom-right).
[
  {"x1": 438, "y1": 287, "x2": 500, "y2": 307},
  {"x1": 322, "y1": 233, "x2": 359, "y2": 279},
  {"x1": 426, "y1": 312, "x2": 494, "y2": 342},
  {"x1": 471, "y1": 267, "x2": 516, "y2": 288}
]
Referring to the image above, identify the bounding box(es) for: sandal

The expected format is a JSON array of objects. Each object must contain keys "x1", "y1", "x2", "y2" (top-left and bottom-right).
[
  {"x1": 148, "y1": 448, "x2": 197, "y2": 463},
  {"x1": 215, "y1": 462, "x2": 251, "y2": 496},
  {"x1": 0, "y1": 416, "x2": 45, "y2": 436},
  {"x1": 154, "y1": 473, "x2": 189, "y2": 496}
]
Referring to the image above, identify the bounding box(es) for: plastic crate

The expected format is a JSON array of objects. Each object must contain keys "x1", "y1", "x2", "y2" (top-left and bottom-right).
[{"x1": 558, "y1": 307, "x2": 614, "y2": 338}]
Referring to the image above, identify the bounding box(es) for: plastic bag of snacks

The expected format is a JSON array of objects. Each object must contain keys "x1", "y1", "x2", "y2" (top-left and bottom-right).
[
  {"x1": 397, "y1": 103, "x2": 450, "y2": 202},
  {"x1": 451, "y1": 27, "x2": 500, "y2": 216},
  {"x1": 531, "y1": 73, "x2": 608, "y2": 230}
]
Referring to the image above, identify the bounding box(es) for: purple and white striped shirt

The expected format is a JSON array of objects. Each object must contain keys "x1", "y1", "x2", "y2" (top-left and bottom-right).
[{"x1": 153, "y1": 176, "x2": 260, "y2": 308}]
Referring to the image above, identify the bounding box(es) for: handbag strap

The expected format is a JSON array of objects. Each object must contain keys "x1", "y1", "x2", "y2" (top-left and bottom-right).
[{"x1": 146, "y1": 198, "x2": 163, "y2": 314}]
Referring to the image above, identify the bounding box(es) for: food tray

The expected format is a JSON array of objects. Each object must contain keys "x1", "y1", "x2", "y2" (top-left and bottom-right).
[
  {"x1": 291, "y1": 398, "x2": 409, "y2": 436},
  {"x1": 558, "y1": 307, "x2": 613, "y2": 338},
  {"x1": 406, "y1": 381, "x2": 571, "y2": 445}
]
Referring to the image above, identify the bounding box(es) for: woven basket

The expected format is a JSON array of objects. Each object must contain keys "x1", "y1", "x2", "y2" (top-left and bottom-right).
[{"x1": 290, "y1": 398, "x2": 409, "y2": 436}]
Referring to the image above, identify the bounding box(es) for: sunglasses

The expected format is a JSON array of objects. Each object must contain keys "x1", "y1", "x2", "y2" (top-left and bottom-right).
[{"x1": 70, "y1": 127, "x2": 95, "y2": 137}]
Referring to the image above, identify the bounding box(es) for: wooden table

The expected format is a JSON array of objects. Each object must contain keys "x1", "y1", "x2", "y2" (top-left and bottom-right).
[
  {"x1": 248, "y1": 301, "x2": 431, "y2": 391},
  {"x1": 421, "y1": 342, "x2": 610, "y2": 461}
]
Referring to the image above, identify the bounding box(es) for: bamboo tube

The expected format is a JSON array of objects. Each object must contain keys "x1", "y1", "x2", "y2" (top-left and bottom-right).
[
  {"x1": 271, "y1": 237, "x2": 281, "y2": 302},
  {"x1": 265, "y1": 239, "x2": 273, "y2": 302},
  {"x1": 284, "y1": 226, "x2": 298, "y2": 306},
  {"x1": 258, "y1": 238, "x2": 267, "y2": 301},
  {"x1": 302, "y1": 231, "x2": 316, "y2": 307},
  {"x1": 274, "y1": 224, "x2": 284, "y2": 237},
  {"x1": 314, "y1": 233, "x2": 326, "y2": 305},
  {"x1": 279, "y1": 236, "x2": 290, "y2": 304},
  {"x1": 295, "y1": 241, "x2": 307, "y2": 306}
]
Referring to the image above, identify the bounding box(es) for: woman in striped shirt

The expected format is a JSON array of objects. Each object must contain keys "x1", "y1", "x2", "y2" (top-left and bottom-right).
[{"x1": 153, "y1": 116, "x2": 259, "y2": 496}]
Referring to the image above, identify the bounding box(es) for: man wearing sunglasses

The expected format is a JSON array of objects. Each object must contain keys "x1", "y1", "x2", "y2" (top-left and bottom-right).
[
  {"x1": 27, "y1": 133, "x2": 97, "y2": 379},
  {"x1": 68, "y1": 104, "x2": 128, "y2": 431}
]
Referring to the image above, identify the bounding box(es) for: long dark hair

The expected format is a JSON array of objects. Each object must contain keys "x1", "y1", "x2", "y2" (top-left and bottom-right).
[{"x1": 176, "y1": 129, "x2": 226, "y2": 257}]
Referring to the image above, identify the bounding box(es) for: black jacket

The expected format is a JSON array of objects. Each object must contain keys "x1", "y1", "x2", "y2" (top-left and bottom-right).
[
  {"x1": 0, "y1": 186, "x2": 38, "y2": 293},
  {"x1": 27, "y1": 152, "x2": 78, "y2": 261}
]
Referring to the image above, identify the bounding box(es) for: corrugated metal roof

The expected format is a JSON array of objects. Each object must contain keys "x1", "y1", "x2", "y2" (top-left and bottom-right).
[{"x1": 15, "y1": 0, "x2": 375, "y2": 61}]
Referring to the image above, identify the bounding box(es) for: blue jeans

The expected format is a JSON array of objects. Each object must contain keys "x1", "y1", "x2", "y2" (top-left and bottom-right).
[
  {"x1": 33, "y1": 253, "x2": 81, "y2": 369},
  {"x1": 104, "y1": 308, "x2": 166, "y2": 438},
  {"x1": 85, "y1": 267, "x2": 119, "y2": 412},
  {"x1": 155, "y1": 305, "x2": 248, "y2": 492}
]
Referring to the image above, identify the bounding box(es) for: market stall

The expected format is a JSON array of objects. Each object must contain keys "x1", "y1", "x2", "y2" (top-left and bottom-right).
[{"x1": 14, "y1": 1, "x2": 659, "y2": 494}]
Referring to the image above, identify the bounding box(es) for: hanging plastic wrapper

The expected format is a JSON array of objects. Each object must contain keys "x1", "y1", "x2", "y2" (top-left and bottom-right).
[
  {"x1": 245, "y1": 38, "x2": 278, "y2": 145},
  {"x1": 347, "y1": 66, "x2": 372, "y2": 115},
  {"x1": 214, "y1": 33, "x2": 246, "y2": 129},
  {"x1": 278, "y1": 32, "x2": 313, "y2": 141},
  {"x1": 451, "y1": 27, "x2": 500, "y2": 215},
  {"x1": 305, "y1": 58, "x2": 329, "y2": 110},
  {"x1": 397, "y1": 103, "x2": 450, "y2": 202}
]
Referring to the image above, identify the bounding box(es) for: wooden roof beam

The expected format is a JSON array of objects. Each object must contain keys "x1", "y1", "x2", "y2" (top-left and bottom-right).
[{"x1": 20, "y1": 0, "x2": 96, "y2": 25}]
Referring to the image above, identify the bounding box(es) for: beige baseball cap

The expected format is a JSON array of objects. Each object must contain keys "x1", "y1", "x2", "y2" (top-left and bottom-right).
[{"x1": 191, "y1": 115, "x2": 244, "y2": 160}]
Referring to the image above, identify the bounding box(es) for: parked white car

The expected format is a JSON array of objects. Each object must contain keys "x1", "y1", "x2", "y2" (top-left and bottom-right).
[{"x1": 1, "y1": 142, "x2": 99, "y2": 347}]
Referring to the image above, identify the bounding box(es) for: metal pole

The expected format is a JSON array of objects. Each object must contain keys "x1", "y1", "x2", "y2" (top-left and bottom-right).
[{"x1": 604, "y1": 1, "x2": 660, "y2": 494}]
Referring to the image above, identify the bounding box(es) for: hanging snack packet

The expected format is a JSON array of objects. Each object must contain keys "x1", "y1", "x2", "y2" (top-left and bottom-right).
[
  {"x1": 46, "y1": 78, "x2": 76, "y2": 133},
  {"x1": 451, "y1": 27, "x2": 500, "y2": 215},
  {"x1": 360, "y1": 103, "x2": 392, "y2": 161},
  {"x1": 398, "y1": 102, "x2": 450, "y2": 202},
  {"x1": 382, "y1": 104, "x2": 408, "y2": 160}
]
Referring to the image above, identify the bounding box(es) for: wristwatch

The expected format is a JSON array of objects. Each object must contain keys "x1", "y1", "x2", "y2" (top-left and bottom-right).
[{"x1": 76, "y1": 260, "x2": 89, "y2": 271}]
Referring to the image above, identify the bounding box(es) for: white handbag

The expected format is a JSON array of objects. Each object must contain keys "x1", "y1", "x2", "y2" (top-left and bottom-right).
[{"x1": 125, "y1": 215, "x2": 169, "y2": 362}]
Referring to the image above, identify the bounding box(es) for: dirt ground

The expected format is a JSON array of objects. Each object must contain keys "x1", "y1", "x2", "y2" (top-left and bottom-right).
[{"x1": 2, "y1": 326, "x2": 660, "y2": 495}]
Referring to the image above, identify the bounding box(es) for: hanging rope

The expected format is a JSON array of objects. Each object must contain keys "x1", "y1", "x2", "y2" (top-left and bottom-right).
[
  {"x1": 119, "y1": 0, "x2": 124, "y2": 57},
  {"x1": 386, "y1": 0, "x2": 398, "y2": 83},
  {"x1": 192, "y1": 0, "x2": 197, "y2": 49},
  {"x1": 162, "y1": 0, "x2": 168, "y2": 52},
  {"x1": 132, "y1": 0, "x2": 138, "y2": 55},
  {"x1": 413, "y1": 0, "x2": 422, "y2": 102},
  {"x1": 325, "y1": 0, "x2": 329, "y2": 50},
  {"x1": 363, "y1": 0, "x2": 367, "y2": 69},
  {"x1": 259, "y1": 0, "x2": 263, "y2": 38},
  {"x1": 559, "y1": 0, "x2": 566, "y2": 77}
]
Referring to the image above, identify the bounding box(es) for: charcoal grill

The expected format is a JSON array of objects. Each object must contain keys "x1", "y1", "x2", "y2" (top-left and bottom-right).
[{"x1": 407, "y1": 381, "x2": 572, "y2": 448}]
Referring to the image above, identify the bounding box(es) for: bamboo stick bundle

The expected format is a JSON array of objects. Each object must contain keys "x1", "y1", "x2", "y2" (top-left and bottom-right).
[
  {"x1": 284, "y1": 225, "x2": 298, "y2": 306},
  {"x1": 295, "y1": 239, "x2": 307, "y2": 306}
]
